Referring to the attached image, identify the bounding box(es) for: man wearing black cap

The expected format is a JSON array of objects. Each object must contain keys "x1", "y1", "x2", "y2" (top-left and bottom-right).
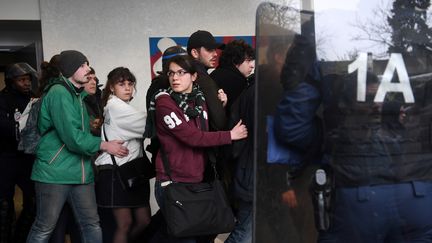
[
  {"x1": 186, "y1": 29, "x2": 230, "y2": 243},
  {"x1": 0, "y1": 62, "x2": 37, "y2": 243},
  {"x1": 26, "y1": 50, "x2": 128, "y2": 243},
  {"x1": 187, "y1": 30, "x2": 228, "y2": 131}
]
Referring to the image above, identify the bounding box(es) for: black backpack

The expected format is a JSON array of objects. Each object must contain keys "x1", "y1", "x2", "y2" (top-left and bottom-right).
[{"x1": 18, "y1": 80, "x2": 73, "y2": 154}]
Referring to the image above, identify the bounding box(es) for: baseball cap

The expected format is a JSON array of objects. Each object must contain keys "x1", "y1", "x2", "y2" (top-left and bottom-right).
[{"x1": 187, "y1": 30, "x2": 225, "y2": 54}]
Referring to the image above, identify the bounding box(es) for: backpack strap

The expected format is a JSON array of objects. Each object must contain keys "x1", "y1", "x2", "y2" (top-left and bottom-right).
[
  {"x1": 159, "y1": 144, "x2": 174, "y2": 182},
  {"x1": 38, "y1": 78, "x2": 75, "y2": 136}
]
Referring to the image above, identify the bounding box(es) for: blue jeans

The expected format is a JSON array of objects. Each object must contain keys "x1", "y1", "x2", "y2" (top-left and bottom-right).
[
  {"x1": 225, "y1": 200, "x2": 252, "y2": 243},
  {"x1": 319, "y1": 181, "x2": 432, "y2": 243},
  {"x1": 26, "y1": 182, "x2": 102, "y2": 243}
]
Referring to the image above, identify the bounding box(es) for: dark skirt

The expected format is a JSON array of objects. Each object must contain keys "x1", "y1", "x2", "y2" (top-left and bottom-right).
[{"x1": 95, "y1": 167, "x2": 150, "y2": 208}]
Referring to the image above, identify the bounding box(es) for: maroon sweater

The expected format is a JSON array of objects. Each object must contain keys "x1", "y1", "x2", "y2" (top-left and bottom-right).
[{"x1": 155, "y1": 93, "x2": 231, "y2": 183}]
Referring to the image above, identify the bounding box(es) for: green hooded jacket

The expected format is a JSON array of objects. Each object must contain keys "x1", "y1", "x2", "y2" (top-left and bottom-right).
[{"x1": 31, "y1": 77, "x2": 101, "y2": 184}]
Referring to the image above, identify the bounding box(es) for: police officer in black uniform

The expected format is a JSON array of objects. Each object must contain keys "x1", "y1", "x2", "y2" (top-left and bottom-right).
[
  {"x1": 0, "y1": 63, "x2": 37, "y2": 243},
  {"x1": 317, "y1": 68, "x2": 432, "y2": 242},
  {"x1": 275, "y1": 31, "x2": 432, "y2": 241}
]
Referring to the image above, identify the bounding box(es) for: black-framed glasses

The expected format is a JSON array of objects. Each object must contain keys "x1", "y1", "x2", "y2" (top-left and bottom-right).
[{"x1": 167, "y1": 69, "x2": 189, "y2": 78}]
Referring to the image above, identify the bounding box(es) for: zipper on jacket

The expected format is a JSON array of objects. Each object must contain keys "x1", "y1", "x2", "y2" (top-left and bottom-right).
[
  {"x1": 49, "y1": 144, "x2": 65, "y2": 164},
  {"x1": 81, "y1": 157, "x2": 85, "y2": 183},
  {"x1": 79, "y1": 97, "x2": 86, "y2": 183}
]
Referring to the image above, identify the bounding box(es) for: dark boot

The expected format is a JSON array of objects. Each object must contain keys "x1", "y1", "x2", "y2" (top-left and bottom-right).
[
  {"x1": 13, "y1": 197, "x2": 35, "y2": 243},
  {"x1": 0, "y1": 199, "x2": 14, "y2": 243}
]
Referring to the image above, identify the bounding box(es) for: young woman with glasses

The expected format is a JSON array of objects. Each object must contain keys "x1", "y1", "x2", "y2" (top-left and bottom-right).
[{"x1": 146, "y1": 55, "x2": 247, "y2": 242}]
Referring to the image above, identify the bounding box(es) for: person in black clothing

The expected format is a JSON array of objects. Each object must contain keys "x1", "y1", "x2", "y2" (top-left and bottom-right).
[
  {"x1": 187, "y1": 30, "x2": 228, "y2": 131},
  {"x1": 225, "y1": 80, "x2": 255, "y2": 243},
  {"x1": 254, "y1": 25, "x2": 320, "y2": 243},
  {"x1": 0, "y1": 62, "x2": 37, "y2": 243},
  {"x1": 210, "y1": 40, "x2": 255, "y2": 236},
  {"x1": 84, "y1": 67, "x2": 103, "y2": 137},
  {"x1": 210, "y1": 39, "x2": 255, "y2": 113},
  {"x1": 187, "y1": 31, "x2": 231, "y2": 243},
  {"x1": 314, "y1": 70, "x2": 432, "y2": 242}
]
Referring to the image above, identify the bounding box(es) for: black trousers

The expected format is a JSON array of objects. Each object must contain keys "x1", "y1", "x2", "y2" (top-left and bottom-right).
[
  {"x1": 0, "y1": 152, "x2": 35, "y2": 205},
  {"x1": 0, "y1": 152, "x2": 35, "y2": 243}
]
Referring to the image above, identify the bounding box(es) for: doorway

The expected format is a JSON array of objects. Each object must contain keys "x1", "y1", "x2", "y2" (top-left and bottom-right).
[{"x1": 0, "y1": 20, "x2": 43, "y2": 90}]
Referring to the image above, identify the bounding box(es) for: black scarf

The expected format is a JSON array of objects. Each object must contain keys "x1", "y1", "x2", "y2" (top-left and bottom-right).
[{"x1": 144, "y1": 83, "x2": 206, "y2": 138}]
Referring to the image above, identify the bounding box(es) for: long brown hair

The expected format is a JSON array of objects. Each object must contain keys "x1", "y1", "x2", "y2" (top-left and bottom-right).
[{"x1": 101, "y1": 67, "x2": 137, "y2": 107}]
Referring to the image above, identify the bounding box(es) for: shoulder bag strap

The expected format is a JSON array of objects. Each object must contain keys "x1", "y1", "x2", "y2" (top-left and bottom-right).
[
  {"x1": 102, "y1": 124, "x2": 119, "y2": 167},
  {"x1": 159, "y1": 144, "x2": 173, "y2": 182},
  {"x1": 206, "y1": 148, "x2": 220, "y2": 180}
]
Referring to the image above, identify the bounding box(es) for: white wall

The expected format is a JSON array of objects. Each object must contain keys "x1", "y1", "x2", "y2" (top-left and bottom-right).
[
  {"x1": 0, "y1": 0, "x2": 40, "y2": 20},
  {"x1": 39, "y1": 0, "x2": 261, "y2": 109}
]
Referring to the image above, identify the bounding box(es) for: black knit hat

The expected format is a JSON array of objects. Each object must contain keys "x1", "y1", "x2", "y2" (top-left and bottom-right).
[
  {"x1": 58, "y1": 50, "x2": 88, "y2": 78},
  {"x1": 187, "y1": 30, "x2": 224, "y2": 54}
]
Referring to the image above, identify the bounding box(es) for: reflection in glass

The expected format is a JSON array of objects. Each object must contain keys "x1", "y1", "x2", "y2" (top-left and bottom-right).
[
  {"x1": 255, "y1": 1, "x2": 319, "y2": 243},
  {"x1": 255, "y1": 0, "x2": 432, "y2": 242}
]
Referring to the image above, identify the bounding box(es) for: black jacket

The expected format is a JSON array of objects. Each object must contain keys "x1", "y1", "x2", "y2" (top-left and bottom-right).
[
  {"x1": 321, "y1": 73, "x2": 432, "y2": 186},
  {"x1": 84, "y1": 93, "x2": 103, "y2": 137},
  {"x1": 229, "y1": 82, "x2": 255, "y2": 202},
  {"x1": 0, "y1": 86, "x2": 32, "y2": 152},
  {"x1": 210, "y1": 65, "x2": 249, "y2": 112},
  {"x1": 195, "y1": 61, "x2": 227, "y2": 131},
  {"x1": 146, "y1": 75, "x2": 170, "y2": 110}
]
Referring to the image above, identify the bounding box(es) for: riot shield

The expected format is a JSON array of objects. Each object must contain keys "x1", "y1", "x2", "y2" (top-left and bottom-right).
[
  {"x1": 255, "y1": 0, "x2": 432, "y2": 242},
  {"x1": 255, "y1": 1, "x2": 318, "y2": 243}
]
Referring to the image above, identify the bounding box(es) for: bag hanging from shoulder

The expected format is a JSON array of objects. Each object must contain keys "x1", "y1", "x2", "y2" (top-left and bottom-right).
[
  {"x1": 159, "y1": 146, "x2": 235, "y2": 237},
  {"x1": 163, "y1": 179, "x2": 235, "y2": 237},
  {"x1": 115, "y1": 154, "x2": 155, "y2": 190},
  {"x1": 103, "y1": 125, "x2": 155, "y2": 191}
]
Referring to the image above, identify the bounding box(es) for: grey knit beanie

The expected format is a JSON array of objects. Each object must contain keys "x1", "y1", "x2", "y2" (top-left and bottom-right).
[{"x1": 58, "y1": 50, "x2": 88, "y2": 78}]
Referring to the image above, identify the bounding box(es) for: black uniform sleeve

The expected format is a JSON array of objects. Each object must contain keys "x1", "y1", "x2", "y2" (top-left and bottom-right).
[{"x1": 0, "y1": 92, "x2": 18, "y2": 151}]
